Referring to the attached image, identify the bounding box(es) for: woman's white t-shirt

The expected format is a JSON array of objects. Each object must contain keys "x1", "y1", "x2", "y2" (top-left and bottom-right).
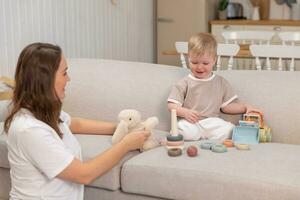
[{"x1": 7, "y1": 109, "x2": 83, "y2": 200}]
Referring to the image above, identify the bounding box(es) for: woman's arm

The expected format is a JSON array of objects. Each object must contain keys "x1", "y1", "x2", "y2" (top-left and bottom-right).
[
  {"x1": 57, "y1": 131, "x2": 150, "y2": 184},
  {"x1": 70, "y1": 117, "x2": 117, "y2": 135}
]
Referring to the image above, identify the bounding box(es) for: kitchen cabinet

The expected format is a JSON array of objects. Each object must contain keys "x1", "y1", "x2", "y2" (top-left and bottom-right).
[{"x1": 156, "y1": 0, "x2": 218, "y2": 66}]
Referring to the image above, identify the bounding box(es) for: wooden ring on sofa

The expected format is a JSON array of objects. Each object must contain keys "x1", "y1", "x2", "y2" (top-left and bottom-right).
[
  {"x1": 199, "y1": 142, "x2": 215, "y2": 150},
  {"x1": 223, "y1": 139, "x2": 234, "y2": 147},
  {"x1": 166, "y1": 140, "x2": 184, "y2": 146},
  {"x1": 235, "y1": 144, "x2": 250, "y2": 150},
  {"x1": 167, "y1": 134, "x2": 184, "y2": 141},
  {"x1": 211, "y1": 144, "x2": 228, "y2": 153},
  {"x1": 167, "y1": 148, "x2": 182, "y2": 157}
]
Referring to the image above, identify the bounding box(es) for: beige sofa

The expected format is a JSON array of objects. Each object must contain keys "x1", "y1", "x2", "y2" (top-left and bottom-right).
[{"x1": 0, "y1": 58, "x2": 300, "y2": 200}]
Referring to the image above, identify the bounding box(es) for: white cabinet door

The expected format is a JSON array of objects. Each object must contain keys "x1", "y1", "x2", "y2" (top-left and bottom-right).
[
  {"x1": 211, "y1": 25, "x2": 245, "y2": 42},
  {"x1": 245, "y1": 25, "x2": 300, "y2": 44},
  {"x1": 211, "y1": 24, "x2": 300, "y2": 44}
]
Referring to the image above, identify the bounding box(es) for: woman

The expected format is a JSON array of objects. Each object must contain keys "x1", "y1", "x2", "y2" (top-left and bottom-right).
[{"x1": 4, "y1": 43, "x2": 150, "y2": 199}]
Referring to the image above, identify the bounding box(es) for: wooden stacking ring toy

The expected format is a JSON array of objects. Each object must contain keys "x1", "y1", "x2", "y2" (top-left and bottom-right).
[
  {"x1": 211, "y1": 144, "x2": 228, "y2": 153},
  {"x1": 235, "y1": 144, "x2": 250, "y2": 150},
  {"x1": 166, "y1": 110, "x2": 184, "y2": 156},
  {"x1": 168, "y1": 148, "x2": 182, "y2": 157},
  {"x1": 200, "y1": 142, "x2": 215, "y2": 150},
  {"x1": 166, "y1": 140, "x2": 184, "y2": 146},
  {"x1": 223, "y1": 139, "x2": 234, "y2": 148},
  {"x1": 167, "y1": 134, "x2": 184, "y2": 142}
]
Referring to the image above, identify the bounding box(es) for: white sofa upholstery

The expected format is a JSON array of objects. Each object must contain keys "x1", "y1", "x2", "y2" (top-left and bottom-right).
[{"x1": 0, "y1": 58, "x2": 300, "y2": 200}]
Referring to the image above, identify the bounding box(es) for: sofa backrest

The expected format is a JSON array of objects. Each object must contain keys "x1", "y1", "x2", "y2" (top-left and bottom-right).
[
  {"x1": 64, "y1": 59, "x2": 300, "y2": 144},
  {"x1": 64, "y1": 59, "x2": 185, "y2": 133},
  {"x1": 218, "y1": 70, "x2": 300, "y2": 144}
]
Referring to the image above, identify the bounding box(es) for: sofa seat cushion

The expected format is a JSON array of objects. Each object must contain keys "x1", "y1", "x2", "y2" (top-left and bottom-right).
[
  {"x1": 75, "y1": 134, "x2": 139, "y2": 191},
  {"x1": 0, "y1": 128, "x2": 9, "y2": 169},
  {"x1": 76, "y1": 129, "x2": 166, "y2": 191},
  {"x1": 121, "y1": 142, "x2": 300, "y2": 200},
  {"x1": 0, "y1": 100, "x2": 11, "y2": 122}
]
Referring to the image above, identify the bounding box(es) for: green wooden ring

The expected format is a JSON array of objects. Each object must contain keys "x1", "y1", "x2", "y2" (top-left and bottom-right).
[
  {"x1": 167, "y1": 134, "x2": 184, "y2": 142},
  {"x1": 167, "y1": 148, "x2": 182, "y2": 157},
  {"x1": 200, "y1": 142, "x2": 215, "y2": 150},
  {"x1": 211, "y1": 144, "x2": 228, "y2": 153}
]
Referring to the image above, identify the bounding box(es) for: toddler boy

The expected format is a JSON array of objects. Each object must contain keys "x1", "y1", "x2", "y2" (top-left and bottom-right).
[{"x1": 167, "y1": 32, "x2": 261, "y2": 141}]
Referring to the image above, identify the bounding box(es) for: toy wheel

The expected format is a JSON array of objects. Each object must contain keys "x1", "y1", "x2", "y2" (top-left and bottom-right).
[
  {"x1": 211, "y1": 144, "x2": 227, "y2": 153},
  {"x1": 167, "y1": 148, "x2": 182, "y2": 157},
  {"x1": 223, "y1": 139, "x2": 234, "y2": 147},
  {"x1": 235, "y1": 144, "x2": 250, "y2": 150},
  {"x1": 167, "y1": 134, "x2": 184, "y2": 141},
  {"x1": 199, "y1": 141, "x2": 215, "y2": 150}
]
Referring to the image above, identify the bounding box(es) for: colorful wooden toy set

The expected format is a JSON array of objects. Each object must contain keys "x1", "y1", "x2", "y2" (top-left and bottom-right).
[
  {"x1": 232, "y1": 112, "x2": 272, "y2": 144},
  {"x1": 166, "y1": 110, "x2": 199, "y2": 157},
  {"x1": 165, "y1": 111, "x2": 271, "y2": 157},
  {"x1": 166, "y1": 109, "x2": 184, "y2": 157}
]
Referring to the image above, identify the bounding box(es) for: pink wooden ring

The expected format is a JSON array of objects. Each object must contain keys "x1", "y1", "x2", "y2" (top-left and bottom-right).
[{"x1": 166, "y1": 140, "x2": 184, "y2": 146}]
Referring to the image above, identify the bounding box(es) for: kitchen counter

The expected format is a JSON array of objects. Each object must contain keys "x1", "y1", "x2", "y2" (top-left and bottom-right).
[
  {"x1": 162, "y1": 20, "x2": 300, "y2": 64},
  {"x1": 210, "y1": 20, "x2": 300, "y2": 26},
  {"x1": 162, "y1": 44, "x2": 251, "y2": 58}
]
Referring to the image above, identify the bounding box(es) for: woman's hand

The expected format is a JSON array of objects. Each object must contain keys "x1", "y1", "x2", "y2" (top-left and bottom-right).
[
  {"x1": 183, "y1": 109, "x2": 201, "y2": 123},
  {"x1": 120, "y1": 131, "x2": 150, "y2": 151}
]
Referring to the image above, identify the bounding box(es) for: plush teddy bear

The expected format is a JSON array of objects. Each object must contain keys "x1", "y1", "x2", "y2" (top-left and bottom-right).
[{"x1": 112, "y1": 109, "x2": 159, "y2": 151}]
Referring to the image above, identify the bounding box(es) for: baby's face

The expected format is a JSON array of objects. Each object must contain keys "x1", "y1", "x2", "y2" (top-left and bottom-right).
[{"x1": 188, "y1": 52, "x2": 216, "y2": 79}]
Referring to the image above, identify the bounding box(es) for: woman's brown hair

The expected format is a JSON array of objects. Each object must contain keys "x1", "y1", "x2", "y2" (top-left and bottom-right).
[{"x1": 4, "y1": 43, "x2": 63, "y2": 138}]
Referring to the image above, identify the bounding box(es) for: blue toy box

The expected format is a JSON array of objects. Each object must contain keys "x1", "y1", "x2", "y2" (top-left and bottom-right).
[{"x1": 232, "y1": 120, "x2": 260, "y2": 144}]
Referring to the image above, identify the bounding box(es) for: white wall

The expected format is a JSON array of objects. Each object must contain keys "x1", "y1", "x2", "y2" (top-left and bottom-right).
[{"x1": 0, "y1": 0, "x2": 154, "y2": 77}]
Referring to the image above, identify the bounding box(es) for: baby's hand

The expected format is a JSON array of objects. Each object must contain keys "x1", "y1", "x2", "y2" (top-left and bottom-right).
[
  {"x1": 246, "y1": 105, "x2": 263, "y2": 115},
  {"x1": 183, "y1": 109, "x2": 201, "y2": 123}
]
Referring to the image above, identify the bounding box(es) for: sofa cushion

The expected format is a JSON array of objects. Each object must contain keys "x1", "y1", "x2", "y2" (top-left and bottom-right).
[
  {"x1": 65, "y1": 59, "x2": 300, "y2": 145},
  {"x1": 0, "y1": 167, "x2": 11, "y2": 199},
  {"x1": 217, "y1": 70, "x2": 300, "y2": 144},
  {"x1": 75, "y1": 129, "x2": 166, "y2": 191},
  {"x1": 0, "y1": 100, "x2": 11, "y2": 122},
  {"x1": 121, "y1": 142, "x2": 300, "y2": 200},
  {"x1": 64, "y1": 59, "x2": 189, "y2": 133},
  {"x1": 74, "y1": 134, "x2": 137, "y2": 191},
  {"x1": 0, "y1": 128, "x2": 9, "y2": 169},
  {"x1": 84, "y1": 186, "x2": 167, "y2": 200}
]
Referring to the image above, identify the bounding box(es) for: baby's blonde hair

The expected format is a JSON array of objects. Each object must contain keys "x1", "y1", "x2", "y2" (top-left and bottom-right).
[{"x1": 188, "y1": 32, "x2": 217, "y2": 57}]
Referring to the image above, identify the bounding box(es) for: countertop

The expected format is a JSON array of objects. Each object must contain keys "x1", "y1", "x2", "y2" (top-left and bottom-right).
[
  {"x1": 162, "y1": 44, "x2": 251, "y2": 58},
  {"x1": 210, "y1": 20, "x2": 300, "y2": 26}
]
